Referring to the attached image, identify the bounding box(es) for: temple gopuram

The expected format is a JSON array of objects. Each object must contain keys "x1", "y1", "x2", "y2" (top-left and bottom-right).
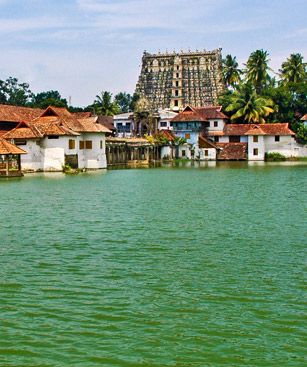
[{"x1": 135, "y1": 48, "x2": 225, "y2": 111}]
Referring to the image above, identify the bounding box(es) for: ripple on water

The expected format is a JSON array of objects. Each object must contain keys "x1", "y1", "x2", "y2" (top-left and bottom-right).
[{"x1": 0, "y1": 165, "x2": 306, "y2": 366}]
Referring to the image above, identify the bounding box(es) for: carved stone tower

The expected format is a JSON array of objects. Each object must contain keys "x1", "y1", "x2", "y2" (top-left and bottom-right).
[{"x1": 136, "y1": 49, "x2": 225, "y2": 111}]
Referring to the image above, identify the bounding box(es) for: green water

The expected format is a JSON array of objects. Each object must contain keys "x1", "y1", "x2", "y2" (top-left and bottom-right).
[{"x1": 0, "y1": 162, "x2": 306, "y2": 367}]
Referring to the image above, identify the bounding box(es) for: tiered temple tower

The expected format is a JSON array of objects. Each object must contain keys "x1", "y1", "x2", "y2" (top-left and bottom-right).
[{"x1": 136, "y1": 48, "x2": 225, "y2": 111}]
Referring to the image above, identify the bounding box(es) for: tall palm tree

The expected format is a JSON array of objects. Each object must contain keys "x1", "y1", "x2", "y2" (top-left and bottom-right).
[
  {"x1": 225, "y1": 84, "x2": 275, "y2": 124},
  {"x1": 94, "y1": 91, "x2": 120, "y2": 116},
  {"x1": 279, "y1": 53, "x2": 306, "y2": 84},
  {"x1": 222, "y1": 55, "x2": 242, "y2": 88},
  {"x1": 245, "y1": 49, "x2": 271, "y2": 93}
]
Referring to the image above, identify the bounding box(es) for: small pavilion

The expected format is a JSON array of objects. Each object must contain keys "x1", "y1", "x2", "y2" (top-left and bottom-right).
[{"x1": 0, "y1": 138, "x2": 27, "y2": 177}]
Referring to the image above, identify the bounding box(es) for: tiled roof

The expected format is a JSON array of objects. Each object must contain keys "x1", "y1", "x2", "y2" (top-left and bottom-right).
[
  {"x1": 216, "y1": 143, "x2": 247, "y2": 160},
  {"x1": 171, "y1": 105, "x2": 228, "y2": 123},
  {"x1": 3, "y1": 121, "x2": 43, "y2": 139},
  {"x1": 207, "y1": 131, "x2": 224, "y2": 136},
  {"x1": 78, "y1": 117, "x2": 111, "y2": 133},
  {"x1": 223, "y1": 123, "x2": 294, "y2": 136},
  {"x1": 245, "y1": 125, "x2": 266, "y2": 135},
  {"x1": 160, "y1": 129, "x2": 175, "y2": 141},
  {"x1": 198, "y1": 135, "x2": 218, "y2": 149},
  {"x1": 97, "y1": 115, "x2": 116, "y2": 132},
  {"x1": 0, "y1": 138, "x2": 27, "y2": 155},
  {"x1": 0, "y1": 104, "x2": 43, "y2": 123},
  {"x1": 301, "y1": 114, "x2": 307, "y2": 121},
  {"x1": 73, "y1": 112, "x2": 92, "y2": 119}
]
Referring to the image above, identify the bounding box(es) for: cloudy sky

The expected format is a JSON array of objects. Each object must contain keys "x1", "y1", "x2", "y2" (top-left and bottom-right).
[{"x1": 0, "y1": 0, "x2": 306, "y2": 106}]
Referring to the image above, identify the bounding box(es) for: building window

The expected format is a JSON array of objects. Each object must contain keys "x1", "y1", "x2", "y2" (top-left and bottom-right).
[
  {"x1": 214, "y1": 136, "x2": 219, "y2": 142},
  {"x1": 253, "y1": 148, "x2": 258, "y2": 155},
  {"x1": 204, "y1": 150, "x2": 209, "y2": 156},
  {"x1": 100, "y1": 140, "x2": 104, "y2": 150},
  {"x1": 175, "y1": 81, "x2": 179, "y2": 87},
  {"x1": 182, "y1": 150, "x2": 186, "y2": 157},
  {"x1": 176, "y1": 73, "x2": 179, "y2": 78},
  {"x1": 229, "y1": 136, "x2": 240, "y2": 142},
  {"x1": 185, "y1": 133, "x2": 190, "y2": 139},
  {"x1": 176, "y1": 65, "x2": 179, "y2": 70},
  {"x1": 69, "y1": 139, "x2": 75, "y2": 149},
  {"x1": 85, "y1": 140, "x2": 92, "y2": 149},
  {"x1": 15, "y1": 139, "x2": 27, "y2": 146},
  {"x1": 48, "y1": 135, "x2": 59, "y2": 139},
  {"x1": 174, "y1": 100, "x2": 178, "y2": 107},
  {"x1": 79, "y1": 141, "x2": 84, "y2": 149},
  {"x1": 175, "y1": 90, "x2": 179, "y2": 96},
  {"x1": 160, "y1": 121, "x2": 167, "y2": 127},
  {"x1": 275, "y1": 135, "x2": 280, "y2": 142},
  {"x1": 214, "y1": 121, "x2": 218, "y2": 127},
  {"x1": 253, "y1": 135, "x2": 258, "y2": 143},
  {"x1": 170, "y1": 122, "x2": 173, "y2": 127}
]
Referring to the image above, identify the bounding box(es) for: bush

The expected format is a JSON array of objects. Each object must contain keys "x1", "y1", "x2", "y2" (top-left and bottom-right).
[
  {"x1": 296, "y1": 124, "x2": 307, "y2": 144},
  {"x1": 265, "y1": 152, "x2": 286, "y2": 161}
]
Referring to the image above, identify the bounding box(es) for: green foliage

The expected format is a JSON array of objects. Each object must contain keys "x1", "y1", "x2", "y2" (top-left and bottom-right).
[
  {"x1": 31, "y1": 90, "x2": 68, "y2": 109},
  {"x1": 222, "y1": 55, "x2": 242, "y2": 88},
  {"x1": 93, "y1": 91, "x2": 120, "y2": 116},
  {"x1": 130, "y1": 92, "x2": 140, "y2": 112},
  {"x1": 296, "y1": 124, "x2": 307, "y2": 144},
  {"x1": 225, "y1": 83, "x2": 274, "y2": 123},
  {"x1": 0, "y1": 77, "x2": 33, "y2": 106},
  {"x1": 114, "y1": 92, "x2": 132, "y2": 113},
  {"x1": 279, "y1": 53, "x2": 306, "y2": 85},
  {"x1": 265, "y1": 152, "x2": 286, "y2": 161},
  {"x1": 245, "y1": 49, "x2": 272, "y2": 94},
  {"x1": 173, "y1": 136, "x2": 187, "y2": 145},
  {"x1": 153, "y1": 131, "x2": 170, "y2": 145}
]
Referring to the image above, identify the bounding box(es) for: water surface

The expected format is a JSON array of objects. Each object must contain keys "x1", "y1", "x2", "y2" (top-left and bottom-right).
[{"x1": 0, "y1": 162, "x2": 306, "y2": 366}]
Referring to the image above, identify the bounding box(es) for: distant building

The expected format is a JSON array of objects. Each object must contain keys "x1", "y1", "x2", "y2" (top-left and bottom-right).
[
  {"x1": 171, "y1": 105, "x2": 306, "y2": 160},
  {"x1": 136, "y1": 49, "x2": 224, "y2": 111},
  {"x1": 3, "y1": 106, "x2": 110, "y2": 171}
]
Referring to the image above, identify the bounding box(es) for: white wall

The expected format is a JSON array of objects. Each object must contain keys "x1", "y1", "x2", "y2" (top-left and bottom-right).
[
  {"x1": 198, "y1": 148, "x2": 216, "y2": 160},
  {"x1": 19, "y1": 140, "x2": 43, "y2": 171},
  {"x1": 248, "y1": 135, "x2": 265, "y2": 160},
  {"x1": 161, "y1": 145, "x2": 173, "y2": 159},
  {"x1": 207, "y1": 119, "x2": 226, "y2": 132},
  {"x1": 263, "y1": 135, "x2": 302, "y2": 157},
  {"x1": 78, "y1": 133, "x2": 107, "y2": 169}
]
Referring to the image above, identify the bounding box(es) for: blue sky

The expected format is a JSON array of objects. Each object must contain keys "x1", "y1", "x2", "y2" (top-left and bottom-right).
[{"x1": 0, "y1": 0, "x2": 306, "y2": 106}]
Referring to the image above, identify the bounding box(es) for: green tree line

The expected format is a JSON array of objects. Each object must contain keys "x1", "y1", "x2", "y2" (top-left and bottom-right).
[
  {"x1": 0, "y1": 76, "x2": 139, "y2": 115},
  {"x1": 219, "y1": 50, "x2": 306, "y2": 127}
]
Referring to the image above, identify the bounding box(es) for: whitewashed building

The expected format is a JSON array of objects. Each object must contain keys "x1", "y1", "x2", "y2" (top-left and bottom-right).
[
  {"x1": 3, "y1": 106, "x2": 110, "y2": 171},
  {"x1": 171, "y1": 105, "x2": 307, "y2": 160}
]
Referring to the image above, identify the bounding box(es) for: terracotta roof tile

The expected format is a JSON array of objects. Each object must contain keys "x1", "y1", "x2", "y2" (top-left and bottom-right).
[
  {"x1": 0, "y1": 104, "x2": 43, "y2": 123},
  {"x1": 3, "y1": 121, "x2": 43, "y2": 139},
  {"x1": 172, "y1": 105, "x2": 228, "y2": 123},
  {"x1": 198, "y1": 135, "x2": 218, "y2": 149},
  {"x1": 216, "y1": 143, "x2": 247, "y2": 160},
  {"x1": 0, "y1": 138, "x2": 27, "y2": 155},
  {"x1": 223, "y1": 123, "x2": 294, "y2": 136},
  {"x1": 301, "y1": 114, "x2": 307, "y2": 121}
]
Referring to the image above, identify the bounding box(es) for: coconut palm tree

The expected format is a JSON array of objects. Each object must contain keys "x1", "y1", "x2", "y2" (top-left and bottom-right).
[
  {"x1": 279, "y1": 53, "x2": 306, "y2": 84},
  {"x1": 94, "y1": 91, "x2": 120, "y2": 116},
  {"x1": 222, "y1": 55, "x2": 242, "y2": 88},
  {"x1": 225, "y1": 84, "x2": 275, "y2": 124},
  {"x1": 245, "y1": 49, "x2": 272, "y2": 93}
]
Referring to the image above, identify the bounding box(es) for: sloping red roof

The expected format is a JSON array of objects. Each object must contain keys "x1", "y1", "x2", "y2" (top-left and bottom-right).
[
  {"x1": 301, "y1": 114, "x2": 307, "y2": 121},
  {"x1": 223, "y1": 123, "x2": 294, "y2": 136},
  {"x1": 0, "y1": 138, "x2": 27, "y2": 154},
  {"x1": 216, "y1": 143, "x2": 247, "y2": 160},
  {"x1": 73, "y1": 112, "x2": 92, "y2": 119},
  {"x1": 171, "y1": 105, "x2": 228, "y2": 123},
  {"x1": 97, "y1": 115, "x2": 116, "y2": 132},
  {"x1": 259, "y1": 123, "x2": 295, "y2": 136},
  {"x1": 77, "y1": 117, "x2": 111, "y2": 133},
  {"x1": 198, "y1": 135, "x2": 218, "y2": 149},
  {"x1": 245, "y1": 125, "x2": 266, "y2": 135},
  {"x1": 160, "y1": 129, "x2": 175, "y2": 141},
  {"x1": 3, "y1": 121, "x2": 43, "y2": 139},
  {"x1": 0, "y1": 104, "x2": 43, "y2": 123}
]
